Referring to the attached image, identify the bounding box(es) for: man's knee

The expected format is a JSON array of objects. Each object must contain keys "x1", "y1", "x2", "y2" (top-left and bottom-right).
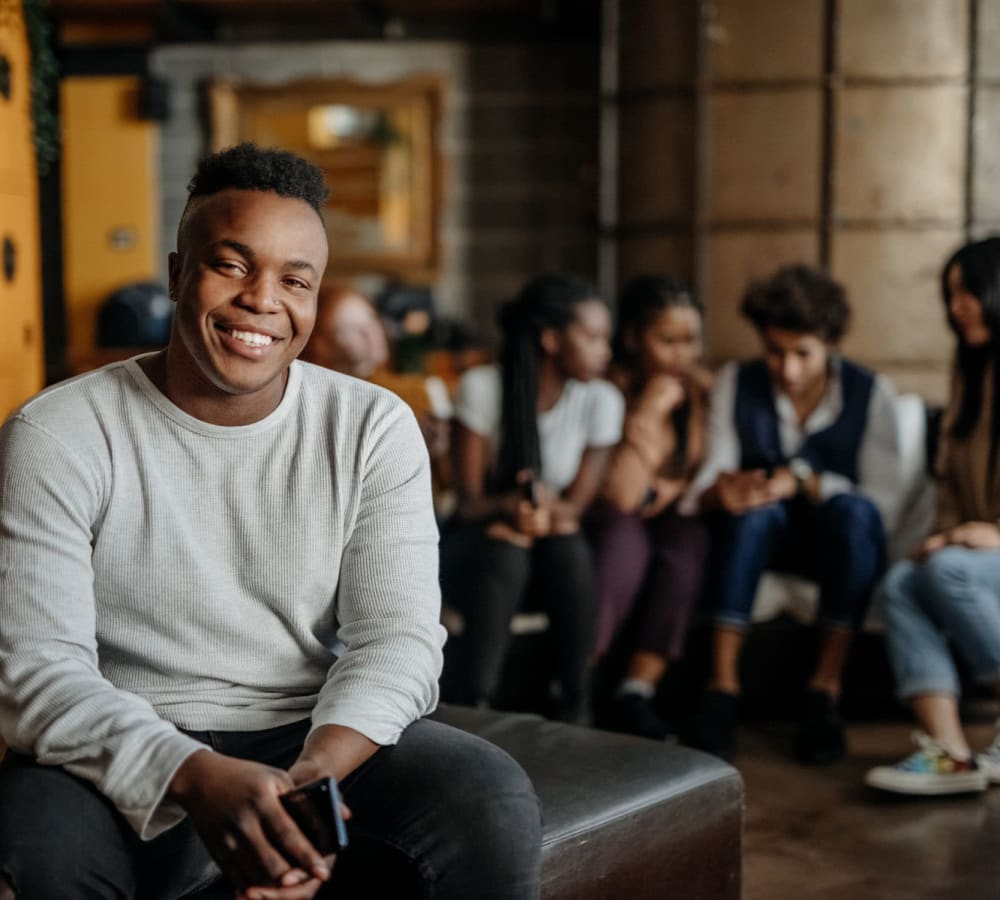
[
  {"x1": 438, "y1": 738, "x2": 541, "y2": 883},
  {"x1": 820, "y1": 493, "x2": 882, "y2": 537},
  {"x1": 415, "y1": 724, "x2": 540, "y2": 842},
  {"x1": 0, "y1": 871, "x2": 14, "y2": 900},
  {"x1": 718, "y1": 503, "x2": 786, "y2": 547}
]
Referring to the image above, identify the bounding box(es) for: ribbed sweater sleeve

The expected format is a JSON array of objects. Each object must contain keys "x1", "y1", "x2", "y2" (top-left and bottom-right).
[
  {"x1": 312, "y1": 402, "x2": 444, "y2": 740},
  {"x1": 0, "y1": 416, "x2": 207, "y2": 838}
]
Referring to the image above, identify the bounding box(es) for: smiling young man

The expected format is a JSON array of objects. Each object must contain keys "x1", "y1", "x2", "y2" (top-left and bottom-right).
[
  {"x1": 681, "y1": 264, "x2": 905, "y2": 765},
  {"x1": 0, "y1": 144, "x2": 541, "y2": 900}
]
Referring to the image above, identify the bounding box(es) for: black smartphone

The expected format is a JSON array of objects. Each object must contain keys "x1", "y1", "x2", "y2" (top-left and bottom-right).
[{"x1": 280, "y1": 777, "x2": 349, "y2": 855}]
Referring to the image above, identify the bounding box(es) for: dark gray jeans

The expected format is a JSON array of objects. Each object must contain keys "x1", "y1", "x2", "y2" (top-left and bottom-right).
[{"x1": 0, "y1": 717, "x2": 541, "y2": 900}]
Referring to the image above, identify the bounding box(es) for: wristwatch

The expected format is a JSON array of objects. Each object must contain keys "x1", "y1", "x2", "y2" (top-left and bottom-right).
[{"x1": 789, "y1": 457, "x2": 814, "y2": 499}]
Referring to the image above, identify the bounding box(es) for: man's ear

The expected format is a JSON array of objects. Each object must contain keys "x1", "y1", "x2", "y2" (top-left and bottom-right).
[{"x1": 539, "y1": 327, "x2": 560, "y2": 356}]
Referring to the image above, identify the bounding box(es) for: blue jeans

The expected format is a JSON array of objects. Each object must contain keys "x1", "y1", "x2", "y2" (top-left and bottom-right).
[
  {"x1": 709, "y1": 494, "x2": 885, "y2": 629},
  {"x1": 0, "y1": 717, "x2": 541, "y2": 900},
  {"x1": 881, "y1": 547, "x2": 1000, "y2": 699}
]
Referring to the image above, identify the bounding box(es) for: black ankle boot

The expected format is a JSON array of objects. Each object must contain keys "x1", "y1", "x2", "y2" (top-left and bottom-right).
[{"x1": 795, "y1": 688, "x2": 846, "y2": 765}]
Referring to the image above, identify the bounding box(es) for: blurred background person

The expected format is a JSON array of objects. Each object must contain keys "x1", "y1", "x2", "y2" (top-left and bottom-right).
[
  {"x1": 866, "y1": 237, "x2": 1000, "y2": 796},
  {"x1": 304, "y1": 284, "x2": 453, "y2": 506},
  {"x1": 587, "y1": 275, "x2": 711, "y2": 740},
  {"x1": 443, "y1": 273, "x2": 623, "y2": 723}
]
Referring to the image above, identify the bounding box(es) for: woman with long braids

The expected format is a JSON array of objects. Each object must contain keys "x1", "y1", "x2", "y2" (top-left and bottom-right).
[
  {"x1": 587, "y1": 275, "x2": 712, "y2": 740},
  {"x1": 446, "y1": 273, "x2": 624, "y2": 722},
  {"x1": 866, "y1": 237, "x2": 1000, "y2": 795}
]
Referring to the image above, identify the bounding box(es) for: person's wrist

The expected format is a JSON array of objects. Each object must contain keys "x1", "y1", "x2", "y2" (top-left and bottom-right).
[
  {"x1": 297, "y1": 724, "x2": 379, "y2": 783},
  {"x1": 789, "y1": 458, "x2": 815, "y2": 500},
  {"x1": 167, "y1": 748, "x2": 213, "y2": 804}
]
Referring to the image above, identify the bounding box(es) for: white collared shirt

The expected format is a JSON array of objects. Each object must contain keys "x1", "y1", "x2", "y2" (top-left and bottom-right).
[{"x1": 679, "y1": 359, "x2": 906, "y2": 535}]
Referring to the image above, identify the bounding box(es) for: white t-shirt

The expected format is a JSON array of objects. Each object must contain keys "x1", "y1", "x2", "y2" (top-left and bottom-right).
[{"x1": 455, "y1": 365, "x2": 624, "y2": 491}]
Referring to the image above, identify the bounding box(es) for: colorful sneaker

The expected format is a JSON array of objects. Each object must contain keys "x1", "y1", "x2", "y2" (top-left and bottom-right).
[
  {"x1": 976, "y1": 729, "x2": 1000, "y2": 785},
  {"x1": 865, "y1": 733, "x2": 987, "y2": 795}
]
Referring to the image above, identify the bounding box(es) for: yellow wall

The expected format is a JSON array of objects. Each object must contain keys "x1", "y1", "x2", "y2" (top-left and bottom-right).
[
  {"x1": 61, "y1": 76, "x2": 159, "y2": 369},
  {"x1": 0, "y1": 7, "x2": 45, "y2": 420}
]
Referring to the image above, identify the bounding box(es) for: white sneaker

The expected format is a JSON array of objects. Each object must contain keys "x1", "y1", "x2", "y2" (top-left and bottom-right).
[
  {"x1": 865, "y1": 733, "x2": 987, "y2": 795},
  {"x1": 976, "y1": 730, "x2": 1000, "y2": 785}
]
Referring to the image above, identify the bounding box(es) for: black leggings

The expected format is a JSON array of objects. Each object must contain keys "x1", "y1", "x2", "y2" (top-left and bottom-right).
[{"x1": 447, "y1": 524, "x2": 595, "y2": 720}]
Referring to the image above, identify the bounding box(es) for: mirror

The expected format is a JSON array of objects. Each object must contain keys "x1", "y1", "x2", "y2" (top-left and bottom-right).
[{"x1": 209, "y1": 75, "x2": 444, "y2": 281}]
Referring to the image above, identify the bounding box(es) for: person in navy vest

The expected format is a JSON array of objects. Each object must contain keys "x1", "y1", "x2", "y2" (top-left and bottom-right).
[{"x1": 681, "y1": 264, "x2": 905, "y2": 765}]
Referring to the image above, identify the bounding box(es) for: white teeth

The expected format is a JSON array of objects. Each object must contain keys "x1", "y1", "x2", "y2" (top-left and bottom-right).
[{"x1": 228, "y1": 328, "x2": 274, "y2": 347}]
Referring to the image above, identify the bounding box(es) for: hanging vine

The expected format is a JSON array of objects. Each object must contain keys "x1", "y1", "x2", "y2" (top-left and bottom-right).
[{"x1": 21, "y1": 0, "x2": 58, "y2": 176}]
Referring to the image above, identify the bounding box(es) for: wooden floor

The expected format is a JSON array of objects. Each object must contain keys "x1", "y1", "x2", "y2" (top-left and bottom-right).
[{"x1": 735, "y1": 714, "x2": 1000, "y2": 900}]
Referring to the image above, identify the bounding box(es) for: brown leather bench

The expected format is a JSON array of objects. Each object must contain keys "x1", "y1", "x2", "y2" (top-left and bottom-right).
[
  {"x1": 433, "y1": 705, "x2": 742, "y2": 900},
  {"x1": 182, "y1": 704, "x2": 742, "y2": 899}
]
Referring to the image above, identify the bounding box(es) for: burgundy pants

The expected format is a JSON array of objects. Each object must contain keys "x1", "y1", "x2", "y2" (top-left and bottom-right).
[{"x1": 588, "y1": 500, "x2": 709, "y2": 662}]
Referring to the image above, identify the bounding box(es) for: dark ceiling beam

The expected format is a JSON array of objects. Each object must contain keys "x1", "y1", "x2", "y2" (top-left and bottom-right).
[{"x1": 45, "y1": 0, "x2": 600, "y2": 44}]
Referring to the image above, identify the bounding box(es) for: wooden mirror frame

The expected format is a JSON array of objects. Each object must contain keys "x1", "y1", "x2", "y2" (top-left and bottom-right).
[{"x1": 208, "y1": 74, "x2": 444, "y2": 282}]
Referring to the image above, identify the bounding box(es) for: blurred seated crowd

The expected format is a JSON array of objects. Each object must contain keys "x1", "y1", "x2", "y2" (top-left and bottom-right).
[{"x1": 304, "y1": 238, "x2": 1000, "y2": 799}]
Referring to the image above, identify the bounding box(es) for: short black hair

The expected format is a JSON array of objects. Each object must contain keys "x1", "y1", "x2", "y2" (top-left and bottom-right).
[
  {"x1": 186, "y1": 142, "x2": 329, "y2": 214},
  {"x1": 740, "y1": 264, "x2": 850, "y2": 344}
]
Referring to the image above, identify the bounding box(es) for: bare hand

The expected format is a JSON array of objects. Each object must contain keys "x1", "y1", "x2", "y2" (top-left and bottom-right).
[
  {"x1": 485, "y1": 520, "x2": 534, "y2": 548},
  {"x1": 713, "y1": 470, "x2": 779, "y2": 515},
  {"x1": 914, "y1": 521, "x2": 1000, "y2": 560},
  {"x1": 639, "y1": 478, "x2": 685, "y2": 519},
  {"x1": 763, "y1": 467, "x2": 798, "y2": 503},
  {"x1": 912, "y1": 531, "x2": 947, "y2": 561},
  {"x1": 549, "y1": 499, "x2": 580, "y2": 535},
  {"x1": 515, "y1": 497, "x2": 552, "y2": 538},
  {"x1": 636, "y1": 374, "x2": 686, "y2": 417},
  {"x1": 168, "y1": 752, "x2": 332, "y2": 895},
  {"x1": 237, "y1": 869, "x2": 332, "y2": 900}
]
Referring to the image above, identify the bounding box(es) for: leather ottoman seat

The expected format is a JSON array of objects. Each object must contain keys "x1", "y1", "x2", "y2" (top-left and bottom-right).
[
  {"x1": 185, "y1": 705, "x2": 743, "y2": 899},
  {"x1": 433, "y1": 705, "x2": 742, "y2": 900}
]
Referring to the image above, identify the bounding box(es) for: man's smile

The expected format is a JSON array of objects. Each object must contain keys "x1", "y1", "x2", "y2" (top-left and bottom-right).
[{"x1": 216, "y1": 323, "x2": 280, "y2": 349}]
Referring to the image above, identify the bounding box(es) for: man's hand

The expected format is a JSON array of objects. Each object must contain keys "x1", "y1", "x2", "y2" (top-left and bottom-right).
[
  {"x1": 764, "y1": 467, "x2": 798, "y2": 502},
  {"x1": 913, "y1": 521, "x2": 1000, "y2": 561},
  {"x1": 712, "y1": 470, "x2": 781, "y2": 515},
  {"x1": 168, "y1": 751, "x2": 333, "y2": 898}
]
